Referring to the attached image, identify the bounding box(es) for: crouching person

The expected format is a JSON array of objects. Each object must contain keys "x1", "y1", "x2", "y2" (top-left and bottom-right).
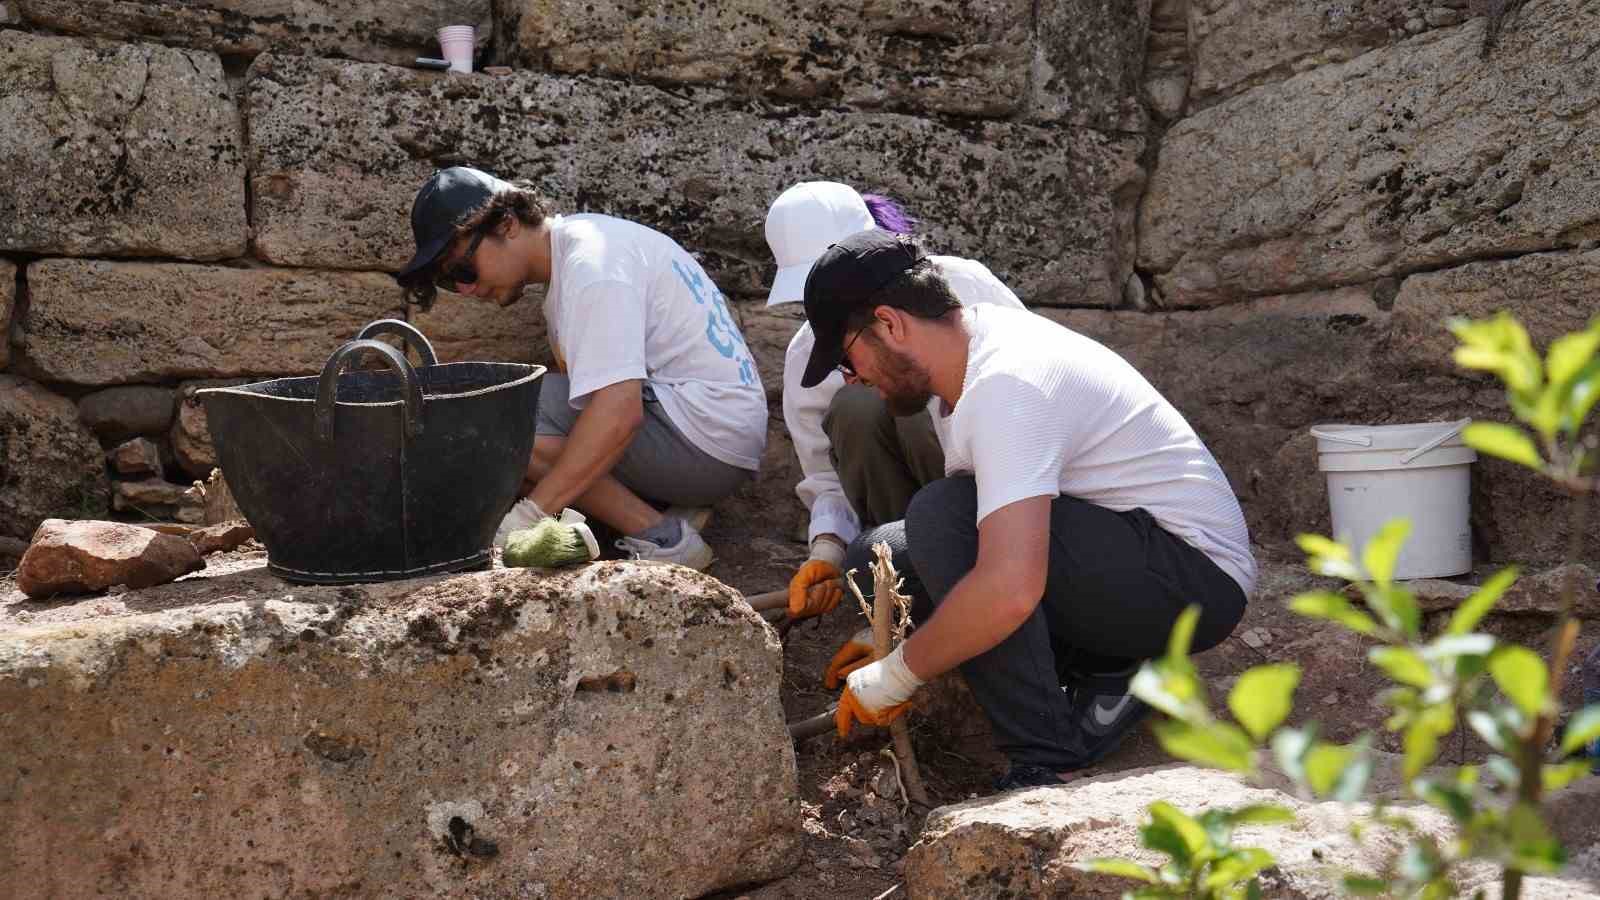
[{"x1": 799, "y1": 231, "x2": 1256, "y2": 791}]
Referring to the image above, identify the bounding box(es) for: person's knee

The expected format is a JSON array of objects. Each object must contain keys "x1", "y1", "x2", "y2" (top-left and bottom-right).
[{"x1": 823, "y1": 385, "x2": 891, "y2": 447}]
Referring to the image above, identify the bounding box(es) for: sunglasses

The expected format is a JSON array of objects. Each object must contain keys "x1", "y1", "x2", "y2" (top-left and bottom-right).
[
  {"x1": 836, "y1": 322, "x2": 871, "y2": 377},
  {"x1": 434, "y1": 227, "x2": 488, "y2": 291}
]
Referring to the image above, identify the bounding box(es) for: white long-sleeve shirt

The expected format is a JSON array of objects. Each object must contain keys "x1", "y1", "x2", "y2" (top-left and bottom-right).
[{"x1": 780, "y1": 255, "x2": 1026, "y2": 546}]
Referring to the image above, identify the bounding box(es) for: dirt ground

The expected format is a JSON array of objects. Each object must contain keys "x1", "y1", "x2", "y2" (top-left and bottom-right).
[{"x1": 4, "y1": 520, "x2": 1595, "y2": 900}]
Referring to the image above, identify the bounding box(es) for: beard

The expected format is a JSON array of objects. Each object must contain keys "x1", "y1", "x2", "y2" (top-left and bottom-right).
[{"x1": 871, "y1": 344, "x2": 935, "y2": 417}]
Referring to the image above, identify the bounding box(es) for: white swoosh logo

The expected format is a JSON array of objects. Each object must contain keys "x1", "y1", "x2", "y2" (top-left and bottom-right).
[{"x1": 1093, "y1": 694, "x2": 1133, "y2": 727}]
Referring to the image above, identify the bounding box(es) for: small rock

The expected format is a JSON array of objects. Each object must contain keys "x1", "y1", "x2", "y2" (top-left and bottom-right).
[
  {"x1": 1241, "y1": 627, "x2": 1271, "y2": 649},
  {"x1": 872, "y1": 766, "x2": 900, "y2": 801},
  {"x1": 108, "y1": 438, "x2": 162, "y2": 476},
  {"x1": 187, "y1": 521, "x2": 255, "y2": 555},
  {"x1": 78, "y1": 386, "x2": 176, "y2": 444},
  {"x1": 1323, "y1": 692, "x2": 1340, "y2": 705},
  {"x1": 113, "y1": 478, "x2": 189, "y2": 512},
  {"x1": 17, "y1": 519, "x2": 204, "y2": 599}
]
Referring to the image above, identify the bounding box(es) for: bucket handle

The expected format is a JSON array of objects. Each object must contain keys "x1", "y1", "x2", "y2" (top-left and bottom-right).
[
  {"x1": 1399, "y1": 417, "x2": 1473, "y2": 465},
  {"x1": 315, "y1": 339, "x2": 424, "y2": 442},
  {"x1": 355, "y1": 318, "x2": 438, "y2": 368},
  {"x1": 1309, "y1": 426, "x2": 1373, "y2": 448}
]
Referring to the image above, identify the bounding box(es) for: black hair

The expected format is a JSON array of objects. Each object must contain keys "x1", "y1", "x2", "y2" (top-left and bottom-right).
[
  {"x1": 841, "y1": 259, "x2": 960, "y2": 333},
  {"x1": 399, "y1": 180, "x2": 549, "y2": 310}
]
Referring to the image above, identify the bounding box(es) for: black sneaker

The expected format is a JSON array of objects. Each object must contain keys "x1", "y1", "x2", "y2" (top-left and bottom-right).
[
  {"x1": 992, "y1": 764, "x2": 1069, "y2": 793},
  {"x1": 1062, "y1": 669, "x2": 1152, "y2": 759}
]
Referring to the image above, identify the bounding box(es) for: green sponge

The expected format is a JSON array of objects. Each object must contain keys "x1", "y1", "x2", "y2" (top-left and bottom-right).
[{"x1": 503, "y1": 509, "x2": 600, "y2": 568}]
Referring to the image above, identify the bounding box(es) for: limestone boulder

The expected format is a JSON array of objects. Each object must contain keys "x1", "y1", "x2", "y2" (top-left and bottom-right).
[
  {"x1": 904, "y1": 765, "x2": 1599, "y2": 899},
  {"x1": 738, "y1": 303, "x2": 807, "y2": 401},
  {"x1": 0, "y1": 31, "x2": 245, "y2": 259},
  {"x1": 1188, "y1": 0, "x2": 1470, "y2": 106},
  {"x1": 15, "y1": 0, "x2": 493, "y2": 67},
  {"x1": 245, "y1": 53, "x2": 1143, "y2": 305},
  {"x1": 108, "y1": 437, "x2": 162, "y2": 476},
  {"x1": 0, "y1": 258, "x2": 13, "y2": 370},
  {"x1": 186, "y1": 520, "x2": 254, "y2": 555},
  {"x1": 0, "y1": 376, "x2": 109, "y2": 541},
  {"x1": 1411, "y1": 563, "x2": 1600, "y2": 618},
  {"x1": 1142, "y1": 0, "x2": 1191, "y2": 121},
  {"x1": 16, "y1": 518, "x2": 203, "y2": 598},
  {"x1": 0, "y1": 561, "x2": 801, "y2": 897},
  {"x1": 1029, "y1": 0, "x2": 1150, "y2": 130},
  {"x1": 77, "y1": 385, "x2": 177, "y2": 443},
  {"x1": 407, "y1": 290, "x2": 550, "y2": 365},
  {"x1": 111, "y1": 476, "x2": 189, "y2": 515},
  {"x1": 20, "y1": 260, "x2": 405, "y2": 386},
  {"x1": 1139, "y1": 0, "x2": 1600, "y2": 307}
]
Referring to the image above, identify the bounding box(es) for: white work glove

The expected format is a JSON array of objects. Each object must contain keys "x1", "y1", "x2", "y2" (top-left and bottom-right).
[
  {"x1": 836, "y1": 644, "x2": 924, "y2": 738},
  {"x1": 494, "y1": 497, "x2": 551, "y2": 549}
]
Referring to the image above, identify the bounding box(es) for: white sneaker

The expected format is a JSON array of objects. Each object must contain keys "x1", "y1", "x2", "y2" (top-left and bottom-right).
[
  {"x1": 614, "y1": 518, "x2": 714, "y2": 571},
  {"x1": 493, "y1": 497, "x2": 549, "y2": 549}
]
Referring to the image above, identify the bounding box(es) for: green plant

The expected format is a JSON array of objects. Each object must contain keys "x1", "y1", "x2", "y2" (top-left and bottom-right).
[{"x1": 1082, "y1": 313, "x2": 1599, "y2": 899}]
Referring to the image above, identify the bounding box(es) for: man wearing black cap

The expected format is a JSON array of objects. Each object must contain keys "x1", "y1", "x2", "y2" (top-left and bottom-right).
[
  {"x1": 395, "y1": 167, "x2": 766, "y2": 570},
  {"x1": 803, "y1": 230, "x2": 1255, "y2": 790}
]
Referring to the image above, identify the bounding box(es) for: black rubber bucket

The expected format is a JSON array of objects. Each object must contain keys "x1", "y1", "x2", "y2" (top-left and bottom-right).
[{"x1": 199, "y1": 320, "x2": 543, "y2": 584}]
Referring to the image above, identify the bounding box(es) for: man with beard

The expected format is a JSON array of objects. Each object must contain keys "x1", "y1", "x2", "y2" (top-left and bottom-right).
[{"x1": 799, "y1": 230, "x2": 1255, "y2": 791}]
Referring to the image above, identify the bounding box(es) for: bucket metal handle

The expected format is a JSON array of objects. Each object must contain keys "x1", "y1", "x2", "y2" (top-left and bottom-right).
[
  {"x1": 315, "y1": 339, "x2": 424, "y2": 442},
  {"x1": 356, "y1": 318, "x2": 438, "y2": 367},
  {"x1": 1400, "y1": 417, "x2": 1473, "y2": 465},
  {"x1": 1309, "y1": 426, "x2": 1373, "y2": 448}
]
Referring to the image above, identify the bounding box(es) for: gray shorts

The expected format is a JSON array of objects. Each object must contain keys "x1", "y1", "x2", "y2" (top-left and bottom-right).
[{"x1": 534, "y1": 373, "x2": 751, "y2": 508}]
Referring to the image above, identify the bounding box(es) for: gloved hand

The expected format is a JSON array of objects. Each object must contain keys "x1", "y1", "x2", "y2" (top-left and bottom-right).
[
  {"x1": 823, "y1": 626, "x2": 877, "y2": 689},
  {"x1": 494, "y1": 497, "x2": 550, "y2": 549},
  {"x1": 788, "y1": 536, "x2": 846, "y2": 620},
  {"x1": 835, "y1": 644, "x2": 923, "y2": 739},
  {"x1": 503, "y1": 508, "x2": 601, "y2": 568}
]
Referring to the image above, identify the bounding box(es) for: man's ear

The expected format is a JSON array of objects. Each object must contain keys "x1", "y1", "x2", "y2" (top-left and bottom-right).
[
  {"x1": 498, "y1": 215, "x2": 520, "y2": 239},
  {"x1": 875, "y1": 305, "x2": 909, "y2": 343}
]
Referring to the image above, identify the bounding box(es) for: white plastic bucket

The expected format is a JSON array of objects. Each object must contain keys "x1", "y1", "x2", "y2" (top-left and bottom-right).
[
  {"x1": 1310, "y1": 419, "x2": 1476, "y2": 580},
  {"x1": 437, "y1": 25, "x2": 476, "y2": 74}
]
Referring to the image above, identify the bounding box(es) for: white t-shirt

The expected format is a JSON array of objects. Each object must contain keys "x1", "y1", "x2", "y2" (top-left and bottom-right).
[
  {"x1": 782, "y1": 255, "x2": 1026, "y2": 545},
  {"x1": 542, "y1": 214, "x2": 767, "y2": 470},
  {"x1": 932, "y1": 305, "x2": 1257, "y2": 595}
]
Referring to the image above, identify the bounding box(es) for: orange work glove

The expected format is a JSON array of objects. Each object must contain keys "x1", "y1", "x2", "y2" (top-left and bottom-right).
[
  {"x1": 823, "y1": 626, "x2": 877, "y2": 689},
  {"x1": 788, "y1": 559, "x2": 844, "y2": 619},
  {"x1": 835, "y1": 686, "x2": 911, "y2": 739},
  {"x1": 834, "y1": 644, "x2": 924, "y2": 739}
]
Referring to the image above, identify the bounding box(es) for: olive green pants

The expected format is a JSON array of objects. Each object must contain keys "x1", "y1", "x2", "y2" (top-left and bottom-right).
[{"x1": 822, "y1": 384, "x2": 945, "y2": 528}]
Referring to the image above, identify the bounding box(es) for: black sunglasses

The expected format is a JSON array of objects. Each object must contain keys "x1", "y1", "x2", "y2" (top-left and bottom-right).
[
  {"x1": 434, "y1": 227, "x2": 488, "y2": 291},
  {"x1": 836, "y1": 322, "x2": 871, "y2": 377}
]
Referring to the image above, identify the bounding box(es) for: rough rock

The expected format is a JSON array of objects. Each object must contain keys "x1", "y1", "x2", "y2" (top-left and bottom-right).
[
  {"x1": 16, "y1": 518, "x2": 203, "y2": 598},
  {"x1": 0, "y1": 561, "x2": 801, "y2": 896},
  {"x1": 1412, "y1": 563, "x2": 1600, "y2": 618},
  {"x1": 0, "y1": 258, "x2": 13, "y2": 370},
  {"x1": 0, "y1": 31, "x2": 245, "y2": 259},
  {"x1": 1188, "y1": 0, "x2": 1472, "y2": 106},
  {"x1": 738, "y1": 304, "x2": 807, "y2": 401},
  {"x1": 1029, "y1": 0, "x2": 1151, "y2": 130},
  {"x1": 21, "y1": 260, "x2": 404, "y2": 386},
  {"x1": 0, "y1": 536, "x2": 25, "y2": 569},
  {"x1": 107, "y1": 437, "x2": 162, "y2": 476},
  {"x1": 1139, "y1": 0, "x2": 1600, "y2": 307},
  {"x1": 245, "y1": 53, "x2": 1144, "y2": 305},
  {"x1": 0, "y1": 376, "x2": 109, "y2": 541},
  {"x1": 167, "y1": 380, "x2": 253, "y2": 481},
  {"x1": 186, "y1": 520, "x2": 254, "y2": 555},
  {"x1": 77, "y1": 385, "x2": 176, "y2": 445},
  {"x1": 1141, "y1": 0, "x2": 1190, "y2": 121},
  {"x1": 16, "y1": 0, "x2": 493, "y2": 67},
  {"x1": 111, "y1": 476, "x2": 189, "y2": 514},
  {"x1": 904, "y1": 764, "x2": 1600, "y2": 899},
  {"x1": 407, "y1": 290, "x2": 550, "y2": 364}
]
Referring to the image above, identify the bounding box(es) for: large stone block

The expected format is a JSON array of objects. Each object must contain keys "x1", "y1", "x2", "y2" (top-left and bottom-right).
[
  {"x1": 1139, "y1": 0, "x2": 1600, "y2": 307},
  {"x1": 407, "y1": 290, "x2": 551, "y2": 365},
  {"x1": 1030, "y1": 0, "x2": 1151, "y2": 131},
  {"x1": 245, "y1": 54, "x2": 1143, "y2": 305},
  {"x1": 0, "y1": 561, "x2": 800, "y2": 897},
  {"x1": 19, "y1": 260, "x2": 405, "y2": 386},
  {"x1": 16, "y1": 0, "x2": 492, "y2": 67},
  {"x1": 1188, "y1": 0, "x2": 1469, "y2": 106},
  {"x1": 0, "y1": 31, "x2": 245, "y2": 260},
  {"x1": 0, "y1": 259, "x2": 13, "y2": 370},
  {"x1": 495, "y1": 0, "x2": 1033, "y2": 119},
  {"x1": 0, "y1": 375, "x2": 110, "y2": 541}
]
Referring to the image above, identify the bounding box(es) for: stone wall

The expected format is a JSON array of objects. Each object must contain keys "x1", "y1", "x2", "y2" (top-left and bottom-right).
[{"x1": 1, "y1": 0, "x2": 1595, "y2": 565}]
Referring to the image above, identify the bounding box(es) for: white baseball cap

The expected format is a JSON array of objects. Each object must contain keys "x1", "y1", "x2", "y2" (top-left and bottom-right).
[{"x1": 764, "y1": 181, "x2": 876, "y2": 307}]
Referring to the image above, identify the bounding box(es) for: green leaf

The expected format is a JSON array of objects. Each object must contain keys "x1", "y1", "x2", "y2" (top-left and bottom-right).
[
  {"x1": 1073, "y1": 858, "x2": 1161, "y2": 884},
  {"x1": 1462, "y1": 422, "x2": 1544, "y2": 469},
  {"x1": 1487, "y1": 754, "x2": 1522, "y2": 789},
  {"x1": 1229, "y1": 664, "x2": 1301, "y2": 741},
  {"x1": 1148, "y1": 801, "x2": 1212, "y2": 862},
  {"x1": 1489, "y1": 645, "x2": 1550, "y2": 718},
  {"x1": 1223, "y1": 805, "x2": 1297, "y2": 827},
  {"x1": 1366, "y1": 585, "x2": 1422, "y2": 639},
  {"x1": 1361, "y1": 520, "x2": 1411, "y2": 588},
  {"x1": 1305, "y1": 742, "x2": 1355, "y2": 797},
  {"x1": 1131, "y1": 659, "x2": 1205, "y2": 723},
  {"x1": 1404, "y1": 721, "x2": 1440, "y2": 780},
  {"x1": 1566, "y1": 357, "x2": 1600, "y2": 433},
  {"x1": 1294, "y1": 533, "x2": 1349, "y2": 562},
  {"x1": 1289, "y1": 591, "x2": 1380, "y2": 636},
  {"x1": 1167, "y1": 605, "x2": 1201, "y2": 660},
  {"x1": 1413, "y1": 779, "x2": 1474, "y2": 823},
  {"x1": 1508, "y1": 802, "x2": 1566, "y2": 874},
  {"x1": 1467, "y1": 710, "x2": 1514, "y2": 753},
  {"x1": 1423, "y1": 633, "x2": 1496, "y2": 661},
  {"x1": 1342, "y1": 875, "x2": 1390, "y2": 895},
  {"x1": 1203, "y1": 848, "x2": 1275, "y2": 892},
  {"x1": 1398, "y1": 839, "x2": 1443, "y2": 883},
  {"x1": 1547, "y1": 325, "x2": 1600, "y2": 387},
  {"x1": 1370, "y1": 646, "x2": 1433, "y2": 688},
  {"x1": 1154, "y1": 720, "x2": 1257, "y2": 773},
  {"x1": 1271, "y1": 726, "x2": 1315, "y2": 784},
  {"x1": 1543, "y1": 760, "x2": 1593, "y2": 792},
  {"x1": 1139, "y1": 818, "x2": 1193, "y2": 869},
  {"x1": 1447, "y1": 567, "x2": 1520, "y2": 635},
  {"x1": 1559, "y1": 704, "x2": 1600, "y2": 755}
]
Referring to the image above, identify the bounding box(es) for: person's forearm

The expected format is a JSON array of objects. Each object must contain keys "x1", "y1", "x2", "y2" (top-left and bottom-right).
[
  {"x1": 900, "y1": 567, "x2": 1040, "y2": 681},
  {"x1": 530, "y1": 390, "x2": 642, "y2": 513}
]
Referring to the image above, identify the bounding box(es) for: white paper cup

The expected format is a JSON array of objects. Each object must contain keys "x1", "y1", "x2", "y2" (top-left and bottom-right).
[{"x1": 436, "y1": 25, "x2": 476, "y2": 74}]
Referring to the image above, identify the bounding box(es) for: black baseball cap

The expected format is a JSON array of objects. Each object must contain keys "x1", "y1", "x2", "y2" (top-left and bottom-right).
[
  {"x1": 396, "y1": 166, "x2": 513, "y2": 280},
  {"x1": 799, "y1": 229, "x2": 927, "y2": 388}
]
